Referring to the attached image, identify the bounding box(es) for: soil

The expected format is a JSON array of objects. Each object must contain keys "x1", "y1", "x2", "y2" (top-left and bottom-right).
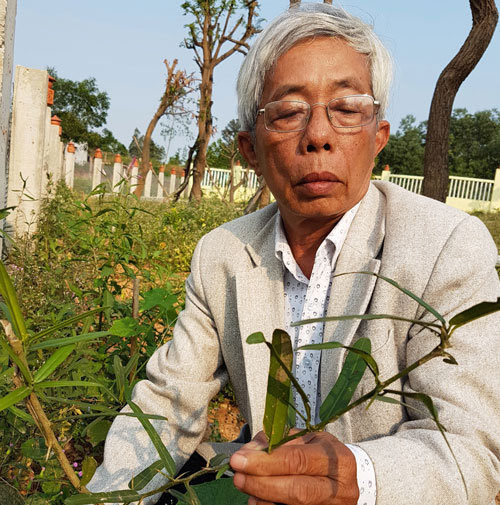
[{"x1": 205, "y1": 398, "x2": 245, "y2": 442}]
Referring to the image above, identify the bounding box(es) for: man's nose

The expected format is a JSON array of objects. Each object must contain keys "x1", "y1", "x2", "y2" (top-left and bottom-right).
[{"x1": 302, "y1": 103, "x2": 333, "y2": 153}]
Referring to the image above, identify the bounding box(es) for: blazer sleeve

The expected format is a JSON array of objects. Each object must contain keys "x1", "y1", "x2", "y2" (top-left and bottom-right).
[
  {"x1": 358, "y1": 215, "x2": 500, "y2": 505},
  {"x1": 86, "y1": 234, "x2": 228, "y2": 504}
]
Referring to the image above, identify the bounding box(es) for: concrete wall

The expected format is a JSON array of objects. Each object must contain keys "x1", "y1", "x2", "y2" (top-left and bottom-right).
[
  {"x1": 0, "y1": 0, "x2": 16, "y2": 253},
  {"x1": 6, "y1": 66, "x2": 49, "y2": 235}
]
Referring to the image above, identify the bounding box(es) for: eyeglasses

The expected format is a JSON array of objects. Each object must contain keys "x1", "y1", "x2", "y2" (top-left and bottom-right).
[{"x1": 257, "y1": 94, "x2": 379, "y2": 132}]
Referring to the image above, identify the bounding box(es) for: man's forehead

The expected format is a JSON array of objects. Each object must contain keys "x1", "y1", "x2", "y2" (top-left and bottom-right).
[{"x1": 261, "y1": 37, "x2": 372, "y2": 102}]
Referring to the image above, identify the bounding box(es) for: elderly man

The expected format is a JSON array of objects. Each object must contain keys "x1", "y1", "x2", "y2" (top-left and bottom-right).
[{"x1": 88, "y1": 4, "x2": 500, "y2": 505}]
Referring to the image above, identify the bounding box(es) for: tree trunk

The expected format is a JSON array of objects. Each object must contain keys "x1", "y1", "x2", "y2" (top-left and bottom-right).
[
  {"x1": 190, "y1": 64, "x2": 214, "y2": 201},
  {"x1": 422, "y1": 0, "x2": 498, "y2": 202}
]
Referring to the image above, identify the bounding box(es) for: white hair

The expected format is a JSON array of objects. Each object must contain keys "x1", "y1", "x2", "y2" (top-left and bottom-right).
[{"x1": 237, "y1": 3, "x2": 393, "y2": 132}]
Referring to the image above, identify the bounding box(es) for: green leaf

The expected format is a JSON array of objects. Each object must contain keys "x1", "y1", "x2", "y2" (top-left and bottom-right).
[
  {"x1": 0, "y1": 386, "x2": 32, "y2": 413},
  {"x1": 128, "y1": 459, "x2": 164, "y2": 491},
  {"x1": 299, "y1": 341, "x2": 380, "y2": 377},
  {"x1": 64, "y1": 489, "x2": 144, "y2": 504},
  {"x1": 449, "y1": 298, "x2": 500, "y2": 329},
  {"x1": 113, "y1": 355, "x2": 125, "y2": 402},
  {"x1": 109, "y1": 317, "x2": 146, "y2": 338},
  {"x1": 209, "y1": 453, "x2": 229, "y2": 467},
  {"x1": 0, "y1": 260, "x2": 29, "y2": 341},
  {"x1": 216, "y1": 463, "x2": 230, "y2": 480},
  {"x1": 8, "y1": 405, "x2": 36, "y2": 424},
  {"x1": 187, "y1": 478, "x2": 248, "y2": 505},
  {"x1": 140, "y1": 288, "x2": 177, "y2": 312},
  {"x1": 0, "y1": 336, "x2": 32, "y2": 382},
  {"x1": 319, "y1": 338, "x2": 371, "y2": 422},
  {"x1": 29, "y1": 308, "x2": 106, "y2": 344},
  {"x1": 168, "y1": 489, "x2": 190, "y2": 505},
  {"x1": 86, "y1": 419, "x2": 111, "y2": 447},
  {"x1": 335, "y1": 271, "x2": 446, "y2": 325},
  {"x1": 374, "y1": 395, "x2": 401, "y2": 405},
  {"x1": 30, "y1": 331, "x2": 109, "y2": 350},
  {"x1": 34, "y1": 380, "x2": 105, "y2": 390},
  {"x1": 246, "y1": 331, "x2": 265, "y2": 344},
  {"x1": 263, "y1": 329, "x2": 293, "y2": 452},
  {"x1": 127, "y1": 400, "x2": 176, "y2": 476},
  {"x1": 80, "y1": 456, "x2": 98, "y2": 487},
  {"x1": 21, "y1": 437, "x2": 47, "y2": 461},
  {"x1": 33, "y1": 344, "x2": 75, "y2": 383}
]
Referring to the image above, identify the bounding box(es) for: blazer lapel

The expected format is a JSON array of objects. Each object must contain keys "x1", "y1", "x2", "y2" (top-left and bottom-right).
[
  {"x1": 320, "y1": 184, "x2": 386, "y2": 416},
  {"x1": 236, "y1": 210, "x2": 286, "y2": 433}
]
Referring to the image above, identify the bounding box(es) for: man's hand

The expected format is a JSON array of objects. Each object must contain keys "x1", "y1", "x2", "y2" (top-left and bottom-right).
[{"x1": 229, "y1": 430, "x2": 359, "y2": 505}]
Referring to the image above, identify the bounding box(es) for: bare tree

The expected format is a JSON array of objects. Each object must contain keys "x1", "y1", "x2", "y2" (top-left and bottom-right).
[
  {"x1": 182, "y1": 0, "x2": 260, "y2": 201},
  {"x1": 134, "y1": 59, "x2": 194, "y2": 197},
  {"x1": 422, "y1": 0, "x2": 498, "y2": 202}
]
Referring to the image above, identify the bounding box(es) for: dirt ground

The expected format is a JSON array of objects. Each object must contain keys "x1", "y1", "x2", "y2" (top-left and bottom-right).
[{"x1": 206, "y1": 398, "x2": 245, "y2": 442}]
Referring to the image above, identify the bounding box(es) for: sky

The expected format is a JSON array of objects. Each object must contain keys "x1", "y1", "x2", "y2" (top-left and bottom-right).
[{"x1": 13, "y1": 1, "x2": 500, "y2": 161}]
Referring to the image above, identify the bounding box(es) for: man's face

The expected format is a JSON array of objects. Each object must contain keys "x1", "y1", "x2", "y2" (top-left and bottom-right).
[{"x1": 239, "y1": 36, "x2": 390, "y2": 227}]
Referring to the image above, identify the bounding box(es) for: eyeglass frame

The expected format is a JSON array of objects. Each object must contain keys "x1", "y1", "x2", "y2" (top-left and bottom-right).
[{"x1": 256, "y1": 94, "x2": 380, "y2": 132}]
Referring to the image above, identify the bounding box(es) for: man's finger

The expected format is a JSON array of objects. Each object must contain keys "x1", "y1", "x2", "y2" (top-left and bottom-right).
[
  {"x1": 231, "y1": 435, "x2": 354, "y2": 478},
  {"x1": 234, "y1": 473, "x2": 343, "y2": 505}
]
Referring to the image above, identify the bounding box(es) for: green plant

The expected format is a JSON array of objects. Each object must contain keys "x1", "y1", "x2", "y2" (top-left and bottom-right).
[{"x1": 65, "y1": 271, "x2": 500, "y2": 505}]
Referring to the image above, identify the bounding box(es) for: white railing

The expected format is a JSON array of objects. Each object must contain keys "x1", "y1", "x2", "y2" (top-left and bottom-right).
[
  {"x1": 386, "y1": 173, "x2": 494, "y2": 203},
  {"x1": 448, "y1": 176, "x2": 493, "y2": 202},
  {"x1": 201, "y1": 167, "x2": 259, "y2": 191},
  {"x1": 388, "y1": 174, "x2": 423, "y2": 194}
]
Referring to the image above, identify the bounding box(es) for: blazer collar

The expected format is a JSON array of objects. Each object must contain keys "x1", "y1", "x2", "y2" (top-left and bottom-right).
[
  {"x1": 236, "y1": 185, "x2": 386, "y2": 434},
  {"x1": 320, "y1": 183, "x2": 386, "y2": 439}
]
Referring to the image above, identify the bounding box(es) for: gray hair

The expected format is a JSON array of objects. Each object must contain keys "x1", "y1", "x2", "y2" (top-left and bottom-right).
[{"x1": 237, "y1": 3, "x2": 393, "y2": 132}]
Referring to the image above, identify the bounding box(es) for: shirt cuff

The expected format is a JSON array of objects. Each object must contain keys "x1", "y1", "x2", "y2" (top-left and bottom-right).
[{"x1": 345, "y1": 444, "x2": 376, "y2": 505}]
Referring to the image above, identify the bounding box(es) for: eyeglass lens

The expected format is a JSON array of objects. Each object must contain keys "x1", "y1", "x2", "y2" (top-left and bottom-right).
[{"x1": 264, "y1": 96, "x2": 375, "y2": 131}]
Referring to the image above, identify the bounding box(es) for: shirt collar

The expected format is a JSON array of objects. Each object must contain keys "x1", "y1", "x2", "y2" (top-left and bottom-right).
[{"x1": 275, "y1": 203, "x2": 360, "y2": 281}]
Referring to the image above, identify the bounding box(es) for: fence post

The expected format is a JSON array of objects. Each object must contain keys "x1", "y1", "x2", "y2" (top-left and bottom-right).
[
  {"x1": 490, "y1": 167, "x2": 500, "y2": 211},
  {"x1": 64, "y1": 141, "x2": 75, "y2": 188},
  {"x1": 144, "y1": 164, "x2": 152, "y2": 198},
  {"x1": 112, "y1": 153, "x2": 122, "y2": 193},
  {"x1": 380, "y1": 164, "x2": 391, "y2": 181},
  {"x1": 0, "y1": 0, "x2": 16, "y2": 253},
  {"x1": 6, "y1": 67, "x2": 49, "y2": 236},
  {"x1": 92, "y1": 148, "x2": 103, "y2": 190},
  {"x1": 169, "y1": 167, "x2": 176, "y2": 194},
  {"x1": 129, "y1": 158, "x2": 139, "y2": 194},
  {"x1": 157, "y1": 165, "x2": 165, "y2": 198}
]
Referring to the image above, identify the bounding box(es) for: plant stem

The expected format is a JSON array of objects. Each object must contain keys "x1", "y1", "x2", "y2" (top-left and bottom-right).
[
  {"x1": 274, "y1": 342, "x2": 449, "y2": 447},
  {"x1": 2, "y1": 320, "x2": 88, "y2": 493}
]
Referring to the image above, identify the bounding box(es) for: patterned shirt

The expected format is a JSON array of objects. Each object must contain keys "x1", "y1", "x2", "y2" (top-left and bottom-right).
[{"x1": 274, "y1": 203, "x2": 376, "y2": 505}]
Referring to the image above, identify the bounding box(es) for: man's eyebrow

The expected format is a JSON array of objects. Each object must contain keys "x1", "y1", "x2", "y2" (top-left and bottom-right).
[
  {"x1": 268, "y1": 78, "x2": 369, "y2": 103},
  {"x1": 269, "y1": 85, "x2": 305, "y2": 102}
]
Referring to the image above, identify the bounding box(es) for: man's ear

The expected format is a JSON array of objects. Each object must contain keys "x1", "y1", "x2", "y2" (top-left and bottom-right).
[
  {"x1": 238, "y1": 131, "x2": 261, "y2": 176},
  {"x1": 374, "y1": 120, "x2": 390, "y2": 157}
]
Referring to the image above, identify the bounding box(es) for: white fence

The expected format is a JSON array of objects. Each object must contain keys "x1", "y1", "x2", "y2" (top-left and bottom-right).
[
  {"x1": 201, "y1": 167, "x2": 259, "y2": 191},
  {"x1": 381, "y1": 168, "x2": 500, "y2": 213}
]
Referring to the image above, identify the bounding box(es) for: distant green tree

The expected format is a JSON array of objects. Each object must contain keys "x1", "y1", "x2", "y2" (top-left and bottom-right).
[
  {"x1": 377, "y1": 115, "x2": 426, "y2": 175},
  {"x1": 48, "y1": 67, "x2": 123, "y2": 151},
  {"x1": 128, "y1": 128, "x2": 166, "y2": 166},
  {"x1": 448, "y1": 108, "x2": 500, "y2": 178},
  {"x1": 206, "y1": 119, "x2": 244, "y2": 169},
  {"x1": 168, "y1": 148, "x2": 188, "y2": 166}
]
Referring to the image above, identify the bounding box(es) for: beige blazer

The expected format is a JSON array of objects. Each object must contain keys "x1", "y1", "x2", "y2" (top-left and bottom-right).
[{"x1": 88, "y1": 181, "x2": 500, "y2": 505}]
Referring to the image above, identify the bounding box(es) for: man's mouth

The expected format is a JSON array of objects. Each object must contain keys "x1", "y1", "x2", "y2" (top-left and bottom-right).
[
  {"x1": 294, "y1": 171, "x2": 340, "y2": 196},
  {"x1": 296, "y1": 172, "x2": 339, "y2": 185}
]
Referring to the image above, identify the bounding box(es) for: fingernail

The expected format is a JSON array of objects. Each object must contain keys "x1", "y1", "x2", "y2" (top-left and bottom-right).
[
  {"x1": 233, "y1": 472, "x2": 246, "y2": 489},
  {"x1": 230, "y1": 453, "x2": 248, "y2": 471},
  {"x1": 245, "y1": 440, "x2": 266, "y2": 450}
]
